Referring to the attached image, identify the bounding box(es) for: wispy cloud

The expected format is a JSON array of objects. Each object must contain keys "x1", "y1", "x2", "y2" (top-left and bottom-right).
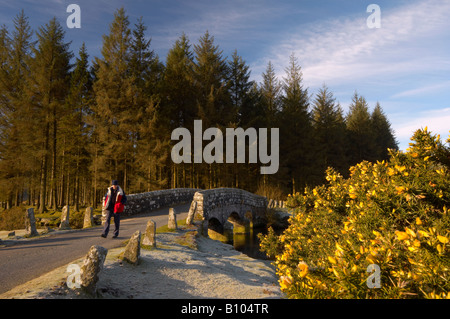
[
  {"x1": 391, "y1": 81, "x2": 450, "y2": 99},
  {"x1": 148, "y1": 0, "x2": 299, "y2": 58},
  {"x1": 253, "y1": 0, "x2": 450, "y2": 88},
  {"x1": 392, "y1": 107, "x2": 450, "y2": 150},
  {"x1": 245, "y1": 0, "x2": 450, "y2": 152}
]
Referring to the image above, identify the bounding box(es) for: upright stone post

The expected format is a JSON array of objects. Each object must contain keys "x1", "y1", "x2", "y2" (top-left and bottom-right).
[
  {"x1": 186, "y1": 201, "x2": 197, "y2": 225},
  {"x1": 142, "y1": 220, "x2": 156, "y2": 248},
  {"x1": 101, "y1": 196, "x2": 107, "y2": 225},
  {"x1": 80, "y1": 245, "x2": 108, "y2": 296},
  {"x1": 83, "y1": 207, "x2": 94, "y2": 228},
  {"x1": 25, "y1": 208, "x2": 38, "y2": 237},
  {"x1": 60, "y1": 205, "x2": 71, "y2": 230},
  {"x1": 168, "y1": 207, "x2": 178, "y2": 230},
  {"x1": 121, "y1": 230, "x2": 141, "y2": 265}
]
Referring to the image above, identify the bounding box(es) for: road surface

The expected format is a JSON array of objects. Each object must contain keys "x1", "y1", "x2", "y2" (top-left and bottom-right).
[{"x1": 0, "y1": 203, "x2": 190, "y2": 295}]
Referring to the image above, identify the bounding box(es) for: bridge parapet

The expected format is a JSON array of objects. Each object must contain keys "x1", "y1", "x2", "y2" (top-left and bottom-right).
[{"x1": 123, "y1": 188, "x2": 200, "y2": 216}]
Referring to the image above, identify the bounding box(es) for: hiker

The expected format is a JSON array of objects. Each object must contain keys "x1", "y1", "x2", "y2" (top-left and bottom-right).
[{"x1": 101, "y1": 180, "x2": 127, "y2": 238}]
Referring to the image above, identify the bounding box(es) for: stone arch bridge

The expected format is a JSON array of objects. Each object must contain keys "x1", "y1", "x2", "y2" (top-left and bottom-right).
[
  {"x1": 124, "y1": 187, "x2": 268, "y2": 238},
  {"x1": 186, "y1": 188, "x2": 268, "y2": 237}
]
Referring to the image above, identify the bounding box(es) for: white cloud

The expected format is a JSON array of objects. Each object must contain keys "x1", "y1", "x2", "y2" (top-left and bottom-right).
[
  {"x1": 392, "y1": 107, "x2": 450, "y2": 150},
  {"x1": 391, "y1": 81, "x2": 450, "y2": 99},
  {"x1": 253, "y1": 0, "x2": 450, "y2": 88},
  {"x1": 150, "y1": 0, "x2": 286, "y2": 55}
]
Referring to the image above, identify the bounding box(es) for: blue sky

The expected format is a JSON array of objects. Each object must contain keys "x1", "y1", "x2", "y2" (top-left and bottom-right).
[{"x1": 1, "y1": 0, "x2": 449, "y2": 151}]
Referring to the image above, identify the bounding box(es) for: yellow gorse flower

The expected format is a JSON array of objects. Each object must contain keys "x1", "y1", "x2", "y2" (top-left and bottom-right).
[
  {"x1": 405, "y1": 227, "x2": 416, "y2": 238},
  {"x1": 395, "y1": 231, "x2": 409, "y2": 241},
  {"x1": 280, "y1": 275, "x2": 293, "y2": 290},
  {"x1": 297, "y1": 262, "x2": 309, "y2": 278},
  {"x1": 328, "y1": 256, "x2": 337, "y2": 265},
  {"x1": 437, "y1": 235, "x2": 449, "y2": 244}
]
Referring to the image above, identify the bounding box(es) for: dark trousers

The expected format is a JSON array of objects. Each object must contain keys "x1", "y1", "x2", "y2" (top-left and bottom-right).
[{"x1": 102, "y1": 210, "x2": 120, "y2": 237}]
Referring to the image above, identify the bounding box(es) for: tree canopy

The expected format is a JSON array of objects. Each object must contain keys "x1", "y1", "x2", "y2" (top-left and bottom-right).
[{"x1": 0, "y1": 8, "x2": 398, "y2": 211}]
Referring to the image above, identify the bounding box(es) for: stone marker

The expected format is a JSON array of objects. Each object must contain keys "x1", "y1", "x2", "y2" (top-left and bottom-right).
[
  {"x1": 59, "y1": 205, "x2": 71, "y2": 230},
  {"x1": 121, "y1": 230, "x2": 141, "y2": 265},
  {"x1": 168, "y1": 207, "x2": 178, "y2": 230},
  {"x1": 80, "y1": 245, "x2": 108, "y2": 295},
  {"x1": 25, "y1": 207, "x2": 39, "y2": 237},
  {"x1": 101, "y1": 196, "x2": 107, "y2": 225},
  {"x1": 142, "y1": 220, "x2": 156, "y2": 248},
  {"x1": 186, "y1": 201, "x2": 197, "y2": 225},
  {"x1": 83, "y1": 207, "x2": 94, "y2": 228}
]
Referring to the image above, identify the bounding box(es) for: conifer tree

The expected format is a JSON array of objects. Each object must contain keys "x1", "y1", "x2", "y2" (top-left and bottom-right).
[
  {"x1": 155, "y1": 34, "x2": 197, "y2": 189},
  {"x1": 0, "y1": 11, "x2": 36, "y2": 208},
  {"x1": 228, "y1": 50, "x2": 255, "y2": 125},
  {"x1": 26, "y1": 17, "x2": 72, "y2": 213},
  {"x1": 259, "y1": 61, "x2": 281, "y2": 126},
  {"x1": 193, "y1": 31, "x2": 232, "y2": 127},
  {"x1": 279, "y1": 54, "x2": 314, "y2": 192},
  {"x1": 192, "y1": 31, "x2": 232, "y2": 188},
  {"x1": 312, "y1": 85, "x2": 348, "y2": 177},
  {"x1": 371, "y1": 102, "x2": 398, "y2": 160},
  {"x1": 130, "y1": 17, "x2": 164, "y2": 191},
  {"x1": 92, "y1": 7, "x2": 136, "y2": 191},
  {"x1": 0, "y1": 25, "x2": 14, "y2": 207},
  {"x1": 161, "y1": 33, "x2": 196, "y2": 129},
  {"x1": 345, "y1": 92, "x2": 375, "y2": 166},
  {"x1": 63, "y1": 43, "x2": 92, "y2": 210}
]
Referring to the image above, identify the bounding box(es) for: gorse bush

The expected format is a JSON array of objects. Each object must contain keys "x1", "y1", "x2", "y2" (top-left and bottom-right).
[{"x1": 260, "y1": 128, "x2": 450, "y2": 298}]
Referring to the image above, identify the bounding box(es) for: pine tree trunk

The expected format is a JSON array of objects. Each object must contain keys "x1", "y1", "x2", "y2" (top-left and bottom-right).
[
  {"x1": 39, "y1": 121, "x2": 50, "y2": 214},
  {"x1": 147, "y1": 158, "x2": 151, "y2": 192},
  {"x1": 51, "y1": 117, "x2": 58, "y2": 210},
  {"x1": 74, "y1": 149, "x2": 80, "y2": 212},
  {"x1": 60, "y1": 137, "x2": 66, "y2": 207},
  {"x1": 93, "y1": 142, "x2": 98, "y2": 208}
]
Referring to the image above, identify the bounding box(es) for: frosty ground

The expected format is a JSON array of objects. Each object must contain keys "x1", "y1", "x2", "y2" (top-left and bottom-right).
[{"x1": 0, "y1": 227, "x2": 284, "y2": 299}]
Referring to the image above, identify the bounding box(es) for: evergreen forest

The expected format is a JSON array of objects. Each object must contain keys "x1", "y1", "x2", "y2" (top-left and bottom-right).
[{"x1": 0, "y1": 8, "x2": 398, "y2": 212}]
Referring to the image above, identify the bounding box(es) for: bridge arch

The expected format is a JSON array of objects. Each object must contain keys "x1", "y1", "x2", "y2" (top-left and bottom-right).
[{"x1": 186, "y1": 188, "x2": 268, "y2": 239}]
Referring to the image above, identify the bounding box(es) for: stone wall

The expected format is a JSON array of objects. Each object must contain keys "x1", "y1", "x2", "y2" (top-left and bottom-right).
[{"x1": 123, "y1": 188, "x2": 200, "y2": 216}]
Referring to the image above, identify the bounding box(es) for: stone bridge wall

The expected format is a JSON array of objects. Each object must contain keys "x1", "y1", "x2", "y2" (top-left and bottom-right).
[
  {"x1": 187, "y1": 188, "x2": 268, "y2": 228},
  {"x1": 123, "y1": 188, "x2": 200, "y2": 216}
]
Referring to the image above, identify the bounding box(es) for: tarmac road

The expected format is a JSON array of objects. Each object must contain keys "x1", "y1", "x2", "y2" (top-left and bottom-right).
[{"x1": 0, "y1": 203, "x2": 190, "y2": 295}]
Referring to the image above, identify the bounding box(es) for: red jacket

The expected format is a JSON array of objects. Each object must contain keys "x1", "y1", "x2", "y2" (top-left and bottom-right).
[{"x1": 103, "y1": 186, "x2": 126, "y2": 213}]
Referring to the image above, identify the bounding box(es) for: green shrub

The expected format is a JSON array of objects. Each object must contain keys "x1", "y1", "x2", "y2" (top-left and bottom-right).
[
  {"x1": 69, "y1": 209, "x2": 85, "y2": 229},
  {"x1": 0, "y1": 206, "x2": 26, "y2": 231}
]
